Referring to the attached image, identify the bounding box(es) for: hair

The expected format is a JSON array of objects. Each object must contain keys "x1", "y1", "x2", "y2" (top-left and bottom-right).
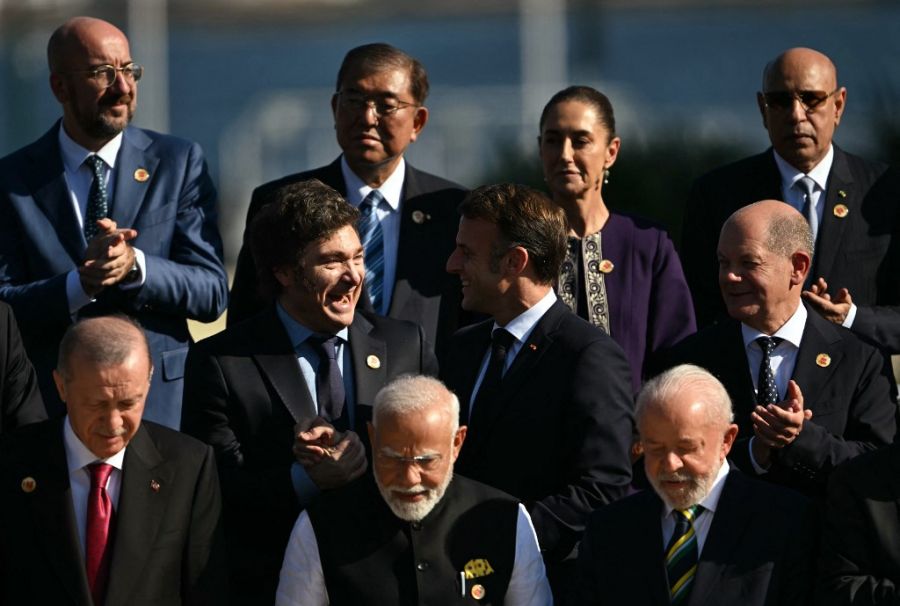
[
  {"x1": 249, "y1": 179, "x2": 359, "y2": 298},
  {"x1": 372, "y1": 375, "x2": 460, "y2": 435},
  {"x1": 538, "y1": 85, "x2": 616, "y2": 137},
  {"x1": 335, "y1": 43, "x2": 429, "y2": 105},
  {"x1": 636, "y1": 364, "x2": 734, "y2": 428},
  {"x1": 57, "y1": 315, "x2": 152, "y2": 380},
  {"x1": 766, "y1": 212, "x2": 814, "y2": 260},
  {"x1": 458, "y1": 183, "x2": 567, "y2": 284}
]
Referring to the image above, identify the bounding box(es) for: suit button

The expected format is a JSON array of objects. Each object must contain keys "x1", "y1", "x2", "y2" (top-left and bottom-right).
[{"x1": 416, "y1": 561, "x2": 430, "y2": 572}]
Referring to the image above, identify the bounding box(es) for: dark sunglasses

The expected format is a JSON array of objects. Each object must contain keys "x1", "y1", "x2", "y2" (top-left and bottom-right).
[{"x1": 762, "y1": 89, "x2": 839, "y2": 113}]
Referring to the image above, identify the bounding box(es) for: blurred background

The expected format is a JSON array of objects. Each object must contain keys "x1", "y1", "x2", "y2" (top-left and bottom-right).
[{"x1": 2, "y1": 0, "x2": 900, "y2": 335}]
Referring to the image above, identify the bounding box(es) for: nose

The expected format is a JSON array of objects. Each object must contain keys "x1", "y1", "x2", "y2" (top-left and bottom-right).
[
  {"x1": 446, "y1": 247, "x2": 462, "y2": 274},
  {"x1": 361, "y1": 101, "x2": 379, "y2": 126},
  {"x1": 560, "y1": 138, "x2": 574, "y2": 161},
  {"x1": 662, "y1": 451, "x2": 683, "y2": 474},
  {"x1": 400, "y1": 460, "x2": 422, "y2": 486},
  {"x1": 788, "y1": 97, "x2": 807, "y2": 122},
  {"x1": 103, "y1": 407, "x2": 123, "y2": 434},
  {"x1": 344, "y1": 259, "x2": 364, "y2": 285}
]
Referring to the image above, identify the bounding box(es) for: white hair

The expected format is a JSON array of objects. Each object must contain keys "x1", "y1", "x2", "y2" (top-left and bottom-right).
[
  {"x1": 636, "y1": 364, "x2": 734, "y2": 428},
  {"x1": 372, "y1": 374, "x2": 459, "y2": 434}
]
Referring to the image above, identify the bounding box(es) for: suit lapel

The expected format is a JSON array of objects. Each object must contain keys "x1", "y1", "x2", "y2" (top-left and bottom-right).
[
  {"x1": 632, "y1": 494, "x2": 672, "y2": 606},
  {"x1": 711, "y1": 322, "x2": 757, "y2": 422},
  {"x1": 110, "y1": 127, "x2": 160, "y2": 229},
  {"x1": 811, "y1": 147, "x2": 854, "y2": 281},
  {"x1": 348, "y1": 314, "x2": 387, "y2": 424},
  {"x1": 105, "y1": 426, "x2": 174, "y2": 605},
  {"x1": 791, "y1": 308, "x2": 842, "y2": 410},
  {"x1": 451, "y1": 322, "x2": 492, "y2": 429}
]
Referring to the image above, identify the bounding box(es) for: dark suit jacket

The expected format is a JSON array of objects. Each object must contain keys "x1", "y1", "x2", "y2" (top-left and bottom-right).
[
  {"x1": 0, "y1": 123, "x2": 229, "y2": 428},
  {"x1": 818, "y1": 442, "x2": 900, "y2": 605},
  {"x1": 181, "y1": 305, "x2": 438, "y2": 605},
  {"x1": 0, "y1": 301, "x2": 45, "y2": 433},
  {"x1": 574, "y1": 469, "x2": 815, "y2": 605},
  {"x1": 0, "y1": 418, "x2": 226, "y2": 606},
  {"x1": 227, "y1": 156, "x2": 469, "y2": 359},
  {"x1": 441, "y1": 299, "x2": 634, "y2": 563},
  {"x1": 660, "y1": 305, "x2": 897, "y2": 494},
  {"x1": 682, "y1": 146, "x2": 900, "y2": 350}
]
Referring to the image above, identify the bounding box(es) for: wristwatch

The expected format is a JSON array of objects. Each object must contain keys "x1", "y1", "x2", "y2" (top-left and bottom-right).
[{"x1": 121, "y1": 259, "x2": 141, "y2": 285}]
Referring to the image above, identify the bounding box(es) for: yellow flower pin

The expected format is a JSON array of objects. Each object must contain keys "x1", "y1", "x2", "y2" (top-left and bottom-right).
[{"x1": 464, "y1": 558, "x2": 495, "y2": 579}]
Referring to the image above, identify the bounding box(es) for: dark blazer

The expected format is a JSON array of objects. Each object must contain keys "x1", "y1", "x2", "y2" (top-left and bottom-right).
[
  {"x1": 441, "y1": 299, "x2": 634, "y2": 563},
  {"x1": 227, "y1": 156, "x2": 469, "y2": 359},
  {"x1": 0, "y1": 123, "x2": 229, "y2": 428},
  {"x1": 574, "y1": 469, "x2": 815, "y2": 606},
  {"x1": 660, "y1": 305, "x2": 897, "y2": 494},
  {"x1": 0, "y1": 301, "x2": 45, "y2": 433},
  {"x1": 818, "y1": 442, "x2": 900, "y2": 605},
  {"x1": 682, "y1": 146, "x2": 900, "y2": 350},
  {"x1": 181, "y1": 305, "x2": 438, "y2": 605},
  {"x1": 0, "y1": 418, "x2": 226, "y2": 606}
]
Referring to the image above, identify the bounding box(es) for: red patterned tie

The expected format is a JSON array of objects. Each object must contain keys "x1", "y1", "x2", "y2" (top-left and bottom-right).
[{"x1": 86, "y1": 463, "x2": 115, "y2": 605}]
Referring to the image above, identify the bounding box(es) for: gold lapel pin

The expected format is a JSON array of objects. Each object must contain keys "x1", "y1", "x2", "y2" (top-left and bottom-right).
[
  {"x1": 833, "y1": 204, "x2": 849, "y2": 219},
  {"x1": 367, "y1": 354, "x2": 381, "y2": 369},
  {"x1": 599, "y1": 259, "x2": 615, "y2": 274},
  {"x1": 816, "y1": 353, "x2": 831, "y2": 368},
  {"x1": 150, "y1": 479, "x2": 161, "y2": 493},
  {"x1": 411, "y1": 210, "x2": 428, "y2": 224},
  {"x1": 838, "y1": 190, "x2": 847, "y2": 198},
  {"x1": 134, "y1": 168, "x2": 150, "y2": 182},
  {"x1": 528, "y1": 343, "x2": 537, "y2": 351},
  {"x1": 21, "y1": 477, "x2": 36, "y2": 493}
]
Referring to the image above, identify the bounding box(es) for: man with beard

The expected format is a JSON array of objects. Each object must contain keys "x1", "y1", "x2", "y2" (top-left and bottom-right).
[
  {"x1": 0, "y1": 17, "x2": 228, "y2": 429},
  {"x1": 574, "y1": 364, "x2": 815, "y2": 605},
  {"x1": 275, "y1": 374, "x2": 552, "y2": 605}
]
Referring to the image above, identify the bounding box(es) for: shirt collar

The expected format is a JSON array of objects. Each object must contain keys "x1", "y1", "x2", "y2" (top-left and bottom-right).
[
  {"x1": 63, "y1": 415, "x2": 126, "y2": 473},
  {"x1": 773, "y1": 144, "x2": 834, "y2": 193},
  {"x1": 58, "y1": 122, "x2": 123, "y2": 174},
  {"x1": 275, "y1": 301, "x2": 349, "y2": 350},
  {"x1": 662, "y1": 460, "x2": 730, "y2": 519},
  {"x1": 741, "y1": 301, "x2": 806, "y2": 350},
  {"x1": 494, "y1": 289, "x2": 557, "y2": 344},
  {"x1": 340, "y1": 154, "x2": 405, "y2": 211}
]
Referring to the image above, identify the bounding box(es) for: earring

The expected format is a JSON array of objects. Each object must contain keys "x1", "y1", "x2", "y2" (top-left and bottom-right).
[{"x1": 603, "y1": 169, "x2": 610, "y2": 185}]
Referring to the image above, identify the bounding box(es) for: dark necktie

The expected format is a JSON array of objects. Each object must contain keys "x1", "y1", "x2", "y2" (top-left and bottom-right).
[
  {"x1": 797, "y1": 176, "x2": 817, "y2": 243},
  {"x1": 84, "y1": 155, "x2": 109, "y2": 241},
  {"x1": 665, "y1": 505, "x2": 702, "y2": 605},
  {"x1": 470, "y1": 328, "x2": 516, "y2": 426},
  {"x1": 755, "y1": 336, "x2": 784, "y2": 406},
  {"x1": 359, "y1": 190, "x2": 385, "y2": 313},
  {"x1": 86, "y1": 463, "x2": 115, "y2": 606},
  {"x1": 309, "y1": 335, "x2": 348, "y2": 431}
]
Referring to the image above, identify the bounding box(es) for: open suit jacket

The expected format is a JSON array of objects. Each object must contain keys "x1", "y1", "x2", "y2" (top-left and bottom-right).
[
  {"x1": 818, "y1": 442, "x2": 900, "y2": 605},
  {"x1": 0, "y1": 123, "x2": 229, "y2": 428},
  {"x1": 227, "y1": 156, "x2": 469, "y2": 359},
  {"x1": 660, "y1": 304, "x2": 897, "y2": 495},
  {"x1": 0, "y1": 301, "x2": 45, "y2": 433},
  {"x1": 682, "y1": 146, "x2": 900, "y2": 350},
  {"x1": 441, "y1": 299, "x2": 634, "y2": 564},
  {"x1": 574, "y1": 469, "x2": 815, "y2": 605},
  {"x1": 181, "y1": 305, "x2": 438, "y2": 605},
  {"x1": 0, "y1": 418, "x2": 226, "y2": 605}
]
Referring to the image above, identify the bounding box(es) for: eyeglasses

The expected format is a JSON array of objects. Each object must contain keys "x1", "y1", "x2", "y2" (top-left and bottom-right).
[
  {"x1": 376, "y1": 451, "x2": 443, "y2": 472},
  {"x1": 762, "y1": 88, "x2": 839, "y2": 113},
  {"x1": 63, "y1": 63, "x2": 144, "y2": 88},
  {"x1": 336, "y1": 91, "x2": 417, "y2": 118}
]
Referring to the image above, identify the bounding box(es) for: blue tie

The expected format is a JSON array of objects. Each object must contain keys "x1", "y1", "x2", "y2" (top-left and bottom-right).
[
  {"x1": 84, "y1": 155, "x2": 109, "y2": 241},
  {"x1": 359, "y1": 190, "x2": 385, "y2": 313}
]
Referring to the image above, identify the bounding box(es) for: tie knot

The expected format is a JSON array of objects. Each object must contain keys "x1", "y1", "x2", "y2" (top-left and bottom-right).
[
  {"x1": 491, "y1": 328, "x2": 515, "y2": 351},
  {"x1": 309, "y1": 335, "x2": 340, "y2": 360},
  {"x1": 755, "y1": 336, "x2": 783, "y2": 355},
  {"x1": 362, "y1": 189, "x2": 385, "y2": 212},
  {"x1": 88, "y1": 462, "x2": 114, "y2": 488},
  {"x1": 85, "y1": 154, "x2": 105, "y2": 176},
  {"x1": 675, "y1": 504, "x2": 702, "y2": 523},
  {"x1": 796, "y1": 176, "x2": 816, "y2": 197}
]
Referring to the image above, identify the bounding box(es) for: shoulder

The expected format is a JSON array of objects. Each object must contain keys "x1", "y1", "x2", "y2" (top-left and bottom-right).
[
  {"x1": 691, "y1": 151, "x2": 774, "y2": 189},
  {"x1": 252, "y1": 162, "x2": 340, "y2": 200},
  {"x1": 549, "y1": 302, "x2": 623, "y2": 351},
  {"x1": 448, "y1": 475, "x2": 519, "y2": 505},
  {"x1": 128, "y1": 126, "x2": 201, "y2": 156},
  {"x1": 726, "y1": 470, "x2": 809, "y2": 514},
  {"x1": 0, "y1": 125, "x2": 57, "y2": 174},
  {"x1": 829, "y1": 442, "x2": 898, "y2": 494},
  {"x1": 0, "y1": 418, "x2": 59, "y2": 460},
  {"x1": 192, "y1": 308, "x2": 279, "y2": 355},
  {"x1": 138, "y1": 421, "x2": 213, "y2": 460},
  {"x1": 405, "y1": 163, "x2": 467, "y2": 195},
  {"x1": 355, "y1": 310, "x2": 425, "y2": 342}
]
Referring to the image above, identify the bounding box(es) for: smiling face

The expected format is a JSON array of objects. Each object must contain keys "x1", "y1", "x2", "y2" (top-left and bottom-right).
[
  {"x1": 276, "y1": 224, "x2": 364, "y2": 333},
  {"x1": 445, "y1": 216, "x2": 509, "y2": 318},
  {"x1": 539, "y1": 99, "x2": 620, "y2": 204}
]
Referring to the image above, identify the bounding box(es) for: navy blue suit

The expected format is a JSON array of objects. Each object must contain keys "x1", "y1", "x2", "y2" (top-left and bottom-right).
[{"x1": 0, "y1": 123, "x2": 228, "y2": 428}]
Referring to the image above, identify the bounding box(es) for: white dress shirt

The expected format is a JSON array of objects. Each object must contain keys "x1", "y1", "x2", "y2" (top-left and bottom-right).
[
  {"x1": 63, "y1": 415, "x2": 126, "y2": 555},
  {"x1": 660, "y1": 460, "x2": 730, "y2": 556},
  {"x1": 275, "y1": 502, "x2": 553, "y2": 606}
]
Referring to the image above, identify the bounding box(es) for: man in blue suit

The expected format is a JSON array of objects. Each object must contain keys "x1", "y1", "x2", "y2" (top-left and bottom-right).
[{"x1": 0, "y1": 16, "x2": 228, "y2": 428}]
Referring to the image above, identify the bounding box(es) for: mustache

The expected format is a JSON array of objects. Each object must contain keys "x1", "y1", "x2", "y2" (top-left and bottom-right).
[
  {"x1": 385, "y1": 485, "x2": 429, "y2": 495},
  {"x1": 657, "y1": 472, "x2": 695, "y2": 483}
]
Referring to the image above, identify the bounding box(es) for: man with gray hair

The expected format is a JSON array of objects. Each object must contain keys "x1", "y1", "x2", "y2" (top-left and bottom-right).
[
  {"x1": 661, "y1": 200, "x2": 895, "y2": 495},
  {"x1": 275, "y1": 374, "x2": 552, "y2": 605},
  {"x1": 575, "y1": 364, "x2": 814, "y2": 605}
]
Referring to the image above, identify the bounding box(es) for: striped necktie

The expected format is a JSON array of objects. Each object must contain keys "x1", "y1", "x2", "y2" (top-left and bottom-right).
[
  {"x1": 665, "y1": 505, "x2": 702, "y2": 605},
  {"x1": 359, "y1": 190, "x2": 385, "y2": 313}
]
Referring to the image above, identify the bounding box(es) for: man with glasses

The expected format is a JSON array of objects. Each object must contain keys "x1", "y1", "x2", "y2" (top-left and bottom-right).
[
  {"x1": 229, "y1": 43, "x2": 468, "y2": 361},
  {"x1": 275, "y1": 374, "x2": 552, "y2": 606},
  {"x1": 0, "y1": 16, "x2": 227, "y2": 428},
  {"x1": 681, "y1": 47, "x2": 900, "y2": 352}
]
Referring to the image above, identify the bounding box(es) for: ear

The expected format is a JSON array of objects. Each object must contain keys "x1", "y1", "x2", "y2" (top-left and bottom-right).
[
  {"x1": 409, "y1": 106, "x2": 429, "y2": 142},
  {"x1": 273, "y1": 266, "x2": 294, "y2": 289},
  {"x1": 832, "y1": 87, "x2": 847, "y2": 127},
  {"x1": 450, "y1": 425, "x2": 467, "y2": 462},
  {"x1": 721, "y1": 423, "x2": 739, "y2": 458},
  {"x1": 52, "y1": 369, "x2": 67, "y2": 404},
  {"x1": 756, "y1": 92, "x2": 769, "y2": 129},
  {"x1": 367, "y1": 421, "x2": 375, "y2": 447},
  {"x1": 503, "y1": 246, "x2": 529, "y2": 277},
  {"x1": 330, "y1": 93, "x2": 339, "y2": 119},
  {"x1": 604, "y1": 136, "x2": 622, "y2": 169},
  {"x1": 789, "y1": 250, "x2": 812, "y2": 286},
  {"x1": 50, "y1": 72, "x2": 69, "y2": 104}
]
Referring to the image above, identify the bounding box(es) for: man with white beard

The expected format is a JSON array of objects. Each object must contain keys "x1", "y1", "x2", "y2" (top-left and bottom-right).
[
  {"x1": 275, "y1": 375, "x2": 552, "y2": 605},
  {"x1": 574, "y1": 364, "x2": 816, "y2": 606}
]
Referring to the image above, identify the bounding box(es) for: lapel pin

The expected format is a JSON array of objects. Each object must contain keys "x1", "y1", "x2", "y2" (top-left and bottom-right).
[
  {"x1": 411, "y1": 210, "x2": 429, "y2": 224},
  {"x1": 367, "y1": 354, "x2": 381, "y2": 369},
  {"x1": 471, "y1": 584, "x2": 485, "y2": 600},
  {"x1": 20, "y1": 477, "x2": 36, "y2": 493},
  {"x1": 599, "y1": 259, "x2": 615, "y2": 274},
  {"x1": 833, "y1": 204, "x2": 849, "y2": 219},
  {"x1": 134, "y1": 168, "x2": 150, "y2": 182},
  {"x1": 528, "y1": 343, "x2": 537, "y2": 351},
  {"x1": 150, "y1": 479, "x2": 161, "y2": 493},
  {"x1": 816, "y1": 353, "x2": 831, "y2": 368},
  {"x1": 838, "y1": 190, "x2": 847, "y2": 198}
]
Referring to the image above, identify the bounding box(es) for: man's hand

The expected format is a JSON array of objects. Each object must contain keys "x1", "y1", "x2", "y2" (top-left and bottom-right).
[
  {"x1": 750, "y1": 380, "x2": 813, "y2": 466},
  {"x1": 293, "y1": 417, "x2": 367, "y2": 490},
  {"x1": 79, "y1": 218, "x2": 138, "y2": 296},
  {"x1": 803, "y1": 277, "x2": 853, "y2": 324}
]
